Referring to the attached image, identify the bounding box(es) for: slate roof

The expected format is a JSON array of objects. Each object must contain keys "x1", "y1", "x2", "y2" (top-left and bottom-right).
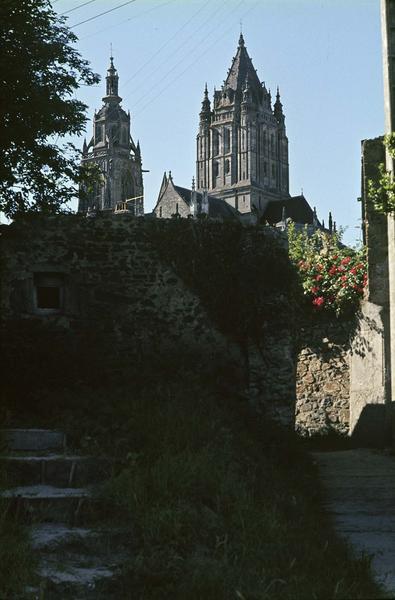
[
  {"x1": 225, "y1": 34, "x2": 261, "y2": 93},
  {"x1": 262, "y1": 196, "x2": 316, "y2": 225},
  {"x1": 173, "y1": 185, "x2": 238, "y2": 220}
]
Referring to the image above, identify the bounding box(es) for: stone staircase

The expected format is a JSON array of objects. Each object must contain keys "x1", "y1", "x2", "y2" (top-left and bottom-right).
[{"x1": 1, "y1": 429, "x2": 130, "y2": 599}]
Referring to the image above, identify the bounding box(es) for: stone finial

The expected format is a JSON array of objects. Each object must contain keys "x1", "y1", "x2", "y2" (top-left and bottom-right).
[
  {"x1": 238, "y1": 32, "x2": 245, "y2": 47},
  {"x1": 329, "y1": 211, "x2": 333, "y2": 234},
  {"x1": 192, "y1": 176, "x2": 195, "y2": 191}
]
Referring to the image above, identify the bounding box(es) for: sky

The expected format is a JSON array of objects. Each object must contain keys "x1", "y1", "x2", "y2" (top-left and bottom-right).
[{"x1": 54, "y1": 0, "x2": 385, "y2": 246}]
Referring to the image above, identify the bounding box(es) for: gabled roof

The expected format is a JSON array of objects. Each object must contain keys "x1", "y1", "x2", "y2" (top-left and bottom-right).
[
  {"x1": 174, "y1": 185, "x2": 238, "y2": 220},
  {"x1": 263, "y1": 196, "x2": 316, "y2": 225},
  {"x1": 225, "y1": 33, "x2": 261, "y2": 93}
]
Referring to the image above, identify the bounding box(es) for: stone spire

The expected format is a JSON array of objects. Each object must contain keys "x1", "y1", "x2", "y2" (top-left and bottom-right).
[
  {"x1": 274, "y1": 86, "x2": 284, "y2": 123},
  {"x1": 224, "y1": 32, "x2": 261, "y2": 94},
  {"x1": 103, "y1": 55, "x2": 121, "y2": 104},
  {"x1": 200, "y1": 83, "x2": 211, "y2": 123}
]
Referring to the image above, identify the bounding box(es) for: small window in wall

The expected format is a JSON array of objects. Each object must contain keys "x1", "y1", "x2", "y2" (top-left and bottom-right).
[
  {"x1": 159, "y1": 206, "x2": 162, "y2": 218},
  {"x1": 235, "y1": 197, "x2": 239, "y2": 210},
  {"x1": 213, "y1": 161, "x2": 219, "y2": 178},
  {"x1": 225, "y1": 159, "x2": 230, "y2": 174},
  {"x1": 34, "y1": 273, "x2": 64, "y2": 312},
  {"x1": 176, "y1": 202, "x2": 179, "y2": 214}
]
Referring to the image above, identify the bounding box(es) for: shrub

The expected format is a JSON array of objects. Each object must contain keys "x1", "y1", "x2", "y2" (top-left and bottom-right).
[{"x1": 288, "y1": 223, "x2": 367, "y2": 316}]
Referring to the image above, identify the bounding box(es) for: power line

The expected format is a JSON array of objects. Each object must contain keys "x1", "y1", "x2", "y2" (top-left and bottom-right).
[
  {"x1": 130, "y1": 0, "x2": 243, "y2": 110},
  {"x1": 120, "y1": 0, "x2": 213, "y2": 91},
  {"x1": 61, "y1": 0, "x2": 98, "y2": 16},
  {"x1": 80, "y1": 0, "x2": 175, "y2": 41},
  {"x1": 135, "y1": 0, "x2": 260, "y2": 118},
  {"x1": 70, "y1": 0, "x2": 136, "y2": 28}
]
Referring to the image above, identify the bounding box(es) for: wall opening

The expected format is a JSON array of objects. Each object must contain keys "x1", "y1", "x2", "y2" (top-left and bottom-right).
[{"x1": 34, "y1": 273, "x2": 64, "y2": 312}]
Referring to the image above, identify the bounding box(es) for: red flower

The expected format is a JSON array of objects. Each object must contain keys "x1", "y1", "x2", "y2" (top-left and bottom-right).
[
  {"x1": 350, "y1": 267, "x2": 357, "y2": 275},
  {"x1": 311, "y1": 286, "x2": 319, "y2": 294},
  {"x1": 341, "y1": 275, "x2": 347, "y2": 282},
  {"x1": 328, "y1": 266, "x2": 337, "y2": 276},
  {"x1": 315, "y1": 274, "x2": 323, "y2": 281},
  {"x1": 312, "y1": 296, "x2": 325, "y2": 307},
  {"x1": 341, "y1": 256, "x2": 351, "y2": 265}
]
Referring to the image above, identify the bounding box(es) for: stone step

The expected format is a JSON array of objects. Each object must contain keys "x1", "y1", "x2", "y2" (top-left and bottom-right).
[
  {"x1": 24, "y1": 524, "x2": 131, "y2": 600},
  {"x1": 1, "y1": 484, "x2": 93, "y2": 524},
  {"x1": 30, "y1": 523, "x2": 134, "y2": 555},
  {"x1": 2, "y1": 429, "x2": 66, "y2": 452},
  {"x1": 1, "y1": 455, "x2": 113, "y2": 487}
]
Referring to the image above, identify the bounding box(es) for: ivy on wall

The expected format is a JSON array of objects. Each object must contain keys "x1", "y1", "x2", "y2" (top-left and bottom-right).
[{"x1": 367, "y1": 133, "x2": 395, "y2": 215}]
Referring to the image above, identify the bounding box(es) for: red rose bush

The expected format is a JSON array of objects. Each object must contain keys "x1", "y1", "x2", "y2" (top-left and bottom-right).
[{"x1": 288, "y1": 224, "x2": 367, "y2": 316}]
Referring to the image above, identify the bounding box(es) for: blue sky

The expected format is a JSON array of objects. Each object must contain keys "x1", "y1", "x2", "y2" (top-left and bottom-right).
[{"x1": 56, "y1": 0, "x2": 384, "y2": 245}]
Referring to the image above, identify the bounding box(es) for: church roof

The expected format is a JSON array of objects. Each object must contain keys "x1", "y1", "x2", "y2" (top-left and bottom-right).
[
  {"x1": 225, "y1": 33, "x2": 261, "y2": 92},
  {"x1": 263, "y1": 196, "x2": 316, "y2": 225},
  {"x1": 174, "y1": 185, "x2": 238, "y2": 219}
]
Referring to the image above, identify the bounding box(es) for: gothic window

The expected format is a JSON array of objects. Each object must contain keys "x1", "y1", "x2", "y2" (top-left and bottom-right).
[
  {"x1": 225, "y1": 159, "x2": 230, "y2": 174},
  {"x1": 224, "y1": 129, "x2": 230, "y2": 153},
  {"x1": 213, "y1": 161, "x2": 219, "y2": 178},
  {"x1": 159, "y1": 206, "x2": 162, "y2": 218},
  {"x1": 176, "y1": 202, "x2": 179, "y2": 214},
  {"x1": 95, "y1": 123, "x2": 102, "y2": 143},
  {"x1": 111, "y1": 124, "x2": 119, "y2": 143},
  {"x1": 34, "y1": 273, "x2": 64, "y2": 312},
  {"x1": 213, "y1": 130, "x2": 220, "y2": 156}
]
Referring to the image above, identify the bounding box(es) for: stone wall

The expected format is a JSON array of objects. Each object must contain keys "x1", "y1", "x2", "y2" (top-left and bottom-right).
[
  {"x1": 0, "y1": 213, "x2": 240, "y2": 372},
  {"x1": 295, "y1": 323, "x2": 351, "y2": 437},
  {"x1": 348, "y1": 137, "x2": 392, "y2": 445}
]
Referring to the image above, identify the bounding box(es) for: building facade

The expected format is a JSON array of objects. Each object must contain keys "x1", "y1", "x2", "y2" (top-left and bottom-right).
[
  {"x1": 78, "y1": 57, "x2": 144, "y2": 216},
  {"x1": 196, "y1": 34, "x2": 290, "y2": 216}
]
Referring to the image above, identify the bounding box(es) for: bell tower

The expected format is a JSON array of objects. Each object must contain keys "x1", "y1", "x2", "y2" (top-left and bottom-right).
[
  {"x1": 196, "y1": 34, "x2": 289, "y2": 216},
  {"x1": 78, "y1": 56, "x2": 144, "y2": 215}
]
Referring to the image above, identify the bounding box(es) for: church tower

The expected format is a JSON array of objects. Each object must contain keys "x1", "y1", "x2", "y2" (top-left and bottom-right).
[
  {"x1": 78, "y1": 57, "x2": 144, "y2": 215},
  {"x1": 196, "y1": 34, "x2": 289, "y2": 216}
]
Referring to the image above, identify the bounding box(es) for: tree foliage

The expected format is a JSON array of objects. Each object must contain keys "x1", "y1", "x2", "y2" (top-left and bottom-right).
[{"x1": 0, "y1": 0, "x2": 99, "y2": 217}]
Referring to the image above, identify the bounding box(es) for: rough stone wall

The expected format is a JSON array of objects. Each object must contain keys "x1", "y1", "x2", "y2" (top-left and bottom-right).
[
  {"x1": 0, "y1": 214, "x2": 238, "y2": 367},
  {"x1": 295, "y1": 323, "x2": 351, "y2": 437},
  {"x1": 248, "y1": 328, "x2": 296, "y2": 428}
]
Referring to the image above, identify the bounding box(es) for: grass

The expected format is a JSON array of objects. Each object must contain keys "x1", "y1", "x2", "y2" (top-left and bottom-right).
[
  {"x1": 0, "y1": 352, "x2": 382, "y2": 599},
  {"x1": 78, "y1": 374, "x2": 381, "y2": 600}
]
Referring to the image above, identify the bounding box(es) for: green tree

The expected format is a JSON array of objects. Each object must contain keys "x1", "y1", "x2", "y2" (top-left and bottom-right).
[{"x1": 0, "y1": 0, "x2": 99, "y2": 218}]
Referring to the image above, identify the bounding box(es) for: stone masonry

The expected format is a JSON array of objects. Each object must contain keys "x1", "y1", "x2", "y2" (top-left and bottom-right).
[{"x1": 296, "y1": 324, "x2": 351, "y2": 437}]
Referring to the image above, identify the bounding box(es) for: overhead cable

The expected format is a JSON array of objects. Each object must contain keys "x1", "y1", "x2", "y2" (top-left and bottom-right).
[
  {"x1": 135, "y1": 0, "x2": 260, "y2": 117},
  {"x1": 61, "y1": 0, "x2": 98, "y2": 16},
  {"x1": 121, "y1": 0, "x2": 212, "y2": 91},
  {"x1": 70, "y1": 0, "x2": 136, "y2": 28},
  {"x1": 80, "y1": 0, "x2": 175, "y2": 41},
  {"x1": 130, "y1": 0, "x2": 244, "y2": 109}
]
